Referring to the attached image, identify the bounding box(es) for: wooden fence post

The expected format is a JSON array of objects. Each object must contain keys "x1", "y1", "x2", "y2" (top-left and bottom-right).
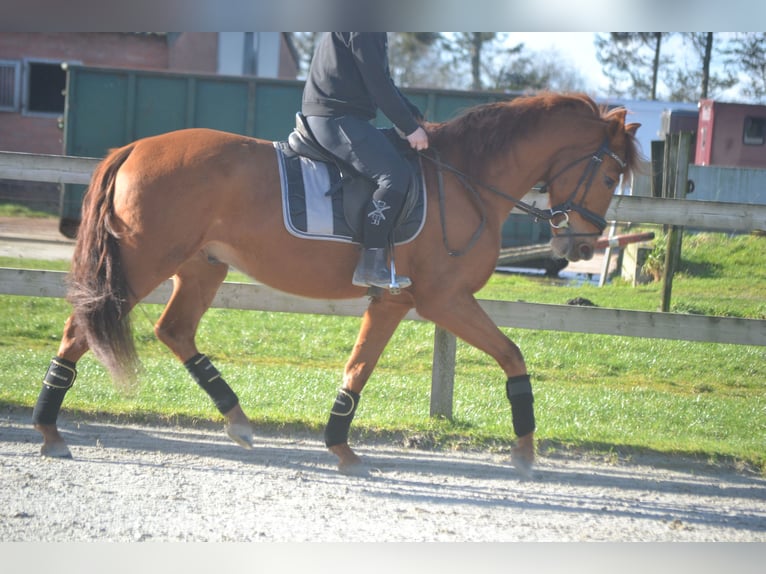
[
  {"x1": 661, "y1": 132, "x2": 693, "y2": 312},
  {"x1": 430, "y1": 326, "x2": 456, "y2": 419}
]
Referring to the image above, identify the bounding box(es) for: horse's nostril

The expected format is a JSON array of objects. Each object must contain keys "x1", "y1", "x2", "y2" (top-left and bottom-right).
[{"x1": 579, "y1": 244, "x2": 593, "y2": 260}]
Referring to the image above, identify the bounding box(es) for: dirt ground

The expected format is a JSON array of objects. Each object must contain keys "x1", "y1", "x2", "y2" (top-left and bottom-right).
[
  {"x1": 0, "y1": 216, "x2": 75, "y2": 260},
  {"x1": 1, "y1": 408, "x2": 765, "y2": 543}
]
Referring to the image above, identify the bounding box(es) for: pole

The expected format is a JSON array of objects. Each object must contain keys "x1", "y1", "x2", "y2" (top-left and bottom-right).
[
  {"x1": 661, "y1": 132, "x2": 692, "y2": 312},
  {"x1": 598, "y1": 176, "x2": 626, "y2": 287},
  {"x1": 430, "y1": 326, "x2": 456, "y2": 419}
]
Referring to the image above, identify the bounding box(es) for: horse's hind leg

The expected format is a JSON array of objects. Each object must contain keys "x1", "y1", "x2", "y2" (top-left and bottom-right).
[
  {"x1": 33, "y1": 314, "x2": 90, "y2": 458},
  {"x1": 326, "y1": 296, "x2": 412, "y2": 474},
  {"x1": 153, "y1": 253, "x2": 253, "y2": 448}
]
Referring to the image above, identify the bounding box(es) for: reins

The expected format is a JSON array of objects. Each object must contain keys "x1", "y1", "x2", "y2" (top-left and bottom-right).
[
  {"x1": 419, "y1": 148, "x2": 553, "y2": 223},
  {"x1": 418, "y1": 141, "x2": 626, "y2": 256},
  {"x1": 430, "y1": 149, "x2": 488, "y2": 257}
]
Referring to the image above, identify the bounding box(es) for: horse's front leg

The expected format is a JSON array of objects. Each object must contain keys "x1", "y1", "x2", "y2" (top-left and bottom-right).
[
  {"x1": 326, "y1": 296, "x2": 412, "y2": 474},
  {"x1": 416, "y1": 293, "x2": 536, "y2": 477},
  {"x1": 33, "y1": 314, "x2": 90, "y2": 458}
]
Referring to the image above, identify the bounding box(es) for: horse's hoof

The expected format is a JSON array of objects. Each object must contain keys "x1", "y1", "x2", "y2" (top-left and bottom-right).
[
  {"x1": 511, "y1": 433, "x2": 536, "y2": 479},
  {"x1": 225, "y1": 423, "x2": 254, "y2": 449},
  {"x1": 511, "y1": 450, "x2": 534, "y2": 479},
  {"x1": 329, "y1": 443, "x2": 368, "y2": 476},
  {"x1": 40, "y1": 442, "x2": 73, "y2": 459},
  {"x1": 338, "y1": 461, "x2": 370, "y2": 477}
]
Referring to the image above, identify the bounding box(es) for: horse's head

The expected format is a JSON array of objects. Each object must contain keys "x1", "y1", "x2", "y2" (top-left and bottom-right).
[{"x1": 545, "y1": 108, "x2": 641, "y2": 262}]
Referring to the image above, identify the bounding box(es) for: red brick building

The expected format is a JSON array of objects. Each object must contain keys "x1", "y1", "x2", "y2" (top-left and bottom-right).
[{"x1": 0, "y1": 32, "x2": 299, "y2": 211}]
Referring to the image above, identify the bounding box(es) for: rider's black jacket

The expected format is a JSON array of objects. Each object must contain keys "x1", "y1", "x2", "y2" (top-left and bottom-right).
[{"x1": 301, "y1": 32, "x2": 423, "y2": 136}]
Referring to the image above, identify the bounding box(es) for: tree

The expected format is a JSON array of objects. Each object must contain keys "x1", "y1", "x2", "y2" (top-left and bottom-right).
[
  {"x1": 387, "y1": 33, "x2": 451, "y2": 88},
  {"x1": 495, "y1": 48, "x2": 589, "y2": 93},
  {"x1": 289, "y1": 33, "x2": 452, "y2": 88},
  {"x1": 596, "y1": 33, "x2": 673, "y2": 100},
  {"x1": 665, "y1": 33, "x2": 736, "y2": 102},
  {"x1": 724, "y1": 33, "x2": 766, "y2": 103},
  {"x1": 288, "y1": 32, "x2": 320, "y2": 78},
  {"x1": 290, "y1": 32, "x2": 601, "y2": 98},
  {"x1": 440, "y1": 33, "x2": 522, "y2": 91},
  {"x1": 699, "y1": 32, "x2": 713, "y2": 98}
]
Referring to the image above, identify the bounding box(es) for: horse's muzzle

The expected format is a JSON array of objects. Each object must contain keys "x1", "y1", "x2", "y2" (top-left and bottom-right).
[
  {"x1": 550, "y1": 233, "x2": 596, "y2": 262},
  {"x1": 578, "y1": 243, "x2": 594, "y2": 261}
]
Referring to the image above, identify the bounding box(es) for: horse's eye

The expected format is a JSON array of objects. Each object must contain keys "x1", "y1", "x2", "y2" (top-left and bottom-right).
[{"x1": 604, "y1": 175, "x2": 616, "y2": 188}]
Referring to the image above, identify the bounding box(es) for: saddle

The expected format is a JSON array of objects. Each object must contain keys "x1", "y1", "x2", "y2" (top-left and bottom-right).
[{"x1": 273, "y1": 113, "x2": 426, "y2": 245}]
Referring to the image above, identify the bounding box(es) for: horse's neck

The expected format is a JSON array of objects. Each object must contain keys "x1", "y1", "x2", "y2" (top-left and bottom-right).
[
  {"x1": 484, "y1": 123, "x2": 595, "y2": 212},
  {"x1": 478, "y1": 145, "x2": 552, "y2": 218}
]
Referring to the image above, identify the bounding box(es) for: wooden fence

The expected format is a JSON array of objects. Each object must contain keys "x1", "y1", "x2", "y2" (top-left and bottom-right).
[
  {"x1": 1, "y1": 151, "x2": 764, "y2": 232},
  {"x1": 2, "y1": 151, "x2": 765, "y2": 418}
]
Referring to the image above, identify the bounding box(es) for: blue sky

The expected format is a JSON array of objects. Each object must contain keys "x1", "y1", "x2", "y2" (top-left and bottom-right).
[
  {"x1": 509, "y1": 32, "x2": 609, "y2": 93},
  {"x1": 508, "y1": 32, "x2": 752, "y2": 103}
]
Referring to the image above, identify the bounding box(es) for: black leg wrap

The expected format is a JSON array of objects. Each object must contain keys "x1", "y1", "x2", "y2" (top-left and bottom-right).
[
  {"x1": 324, "y1": 388, "x2": 360, "y2": 448},
  {"x1": 184, "y1": 353, "x2": 239, "y2": 415},
  {"x1": 32, "y1": 357, "x2": 77, "y2": 426},
  {"x1": 506, "y1": 374, "x2": 536, "y2": 437}
]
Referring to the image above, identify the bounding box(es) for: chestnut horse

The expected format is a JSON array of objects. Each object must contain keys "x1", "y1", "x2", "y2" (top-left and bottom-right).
[{"x1": 32, "y1": 93, "x2": 640, "y2": 476}]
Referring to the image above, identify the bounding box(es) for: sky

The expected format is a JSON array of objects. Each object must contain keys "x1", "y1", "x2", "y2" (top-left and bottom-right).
[
  {"x1": 509, "y1": 32, "x2": 609, "y2": 94},
  {"x1": 505, "y1": 32, "x2": 750, "y2": 103}
]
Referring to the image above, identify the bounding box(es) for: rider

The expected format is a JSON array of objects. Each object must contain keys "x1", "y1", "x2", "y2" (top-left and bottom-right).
[{"x1": 302, "y1": 32, "x2": 429, "y2": 290}]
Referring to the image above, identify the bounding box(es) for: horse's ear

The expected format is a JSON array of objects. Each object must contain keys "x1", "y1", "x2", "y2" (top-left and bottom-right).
[
  {"x1": 607, "y1": 108, "x2": 628, "y2": 137},
  {"x1": 610, "y1": 108, "x2": 628, "y2": 124},
  {"x1": 626, "y1": 122, "x2": 641, "y2": 136}
]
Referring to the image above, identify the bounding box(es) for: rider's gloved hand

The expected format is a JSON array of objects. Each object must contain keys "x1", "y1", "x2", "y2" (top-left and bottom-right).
[{"x1": 406, "y1": 126, "x2": 429, "y2": 151}]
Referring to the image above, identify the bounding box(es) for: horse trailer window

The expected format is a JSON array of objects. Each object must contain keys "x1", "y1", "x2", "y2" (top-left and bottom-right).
[
  {"x1": 25, "y1": 60, "x2": 66, "y2": 115},
  {"x1": 743, "y1": 116, "x2": 765, "y2": 145},
  {"x1": 0, "y1": 60, "x2": 21, "y2": 112}
]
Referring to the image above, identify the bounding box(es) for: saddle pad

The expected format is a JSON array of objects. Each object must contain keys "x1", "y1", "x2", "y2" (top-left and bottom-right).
[{"x1": 273, "y1": 142, "x2": 427, "y2": 245}]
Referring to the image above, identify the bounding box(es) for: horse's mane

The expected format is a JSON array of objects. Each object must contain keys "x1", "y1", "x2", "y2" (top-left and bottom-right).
[{"x1": 427, "y1": 92, "x2": 641, "y2": 175}]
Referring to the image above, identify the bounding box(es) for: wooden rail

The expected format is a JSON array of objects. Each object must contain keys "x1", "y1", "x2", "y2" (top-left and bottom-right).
[
  {"x1": 1, "y1": 152, "x2": 765, "y2": 232},
  {"x1": 1, "y1": 268, "x2": 763, "y2": 418},
  {"x1": 2, "y1": 267, "x2": 762, "y2": 347},
  {"x1": 0, "y1": 152, "x2": 99, "y2": 185}
]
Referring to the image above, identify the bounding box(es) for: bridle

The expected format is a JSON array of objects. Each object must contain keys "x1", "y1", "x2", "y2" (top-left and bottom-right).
[
  {"x1": 418, "y1": 139, "x2": 627, "y2": 255},
  {"x1": 540, "y1": 139, "x2": 627, "y2": 235}
]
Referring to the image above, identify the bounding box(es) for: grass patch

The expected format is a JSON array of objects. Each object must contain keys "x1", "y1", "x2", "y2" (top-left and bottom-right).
[
  {"x1": 0, "y1": 204, "x2": 55, "y2": 218},
  {"x1": 1, "y1": 230, "x2": 764, "y2": 473}
]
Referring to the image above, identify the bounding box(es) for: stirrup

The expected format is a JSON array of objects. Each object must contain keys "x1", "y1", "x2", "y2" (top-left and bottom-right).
[
  {"x1": 387, "y1": 258, "x2": 405, "y2": 295},
  {"x1": 352, "y1": 247, "x2": 411, "y2": 294}
]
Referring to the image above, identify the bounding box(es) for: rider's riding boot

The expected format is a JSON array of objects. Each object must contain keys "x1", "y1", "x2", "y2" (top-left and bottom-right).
[{"x1": 352, "y1": 247, "x2": 411, "y2": 290}]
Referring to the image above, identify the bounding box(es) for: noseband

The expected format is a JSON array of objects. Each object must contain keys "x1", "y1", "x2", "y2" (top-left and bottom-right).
[{"x1": 540, "y1": 139, "x2": 627, "y2": 234}]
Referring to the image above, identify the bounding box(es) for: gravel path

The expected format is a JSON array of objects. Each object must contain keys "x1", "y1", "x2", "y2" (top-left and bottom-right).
[
  {"x1": 1, "y1": 409, "x2": 764, "y2": 542},
  {"x1": 0, "y1": 216, "x2": 75, "y2": 261}
]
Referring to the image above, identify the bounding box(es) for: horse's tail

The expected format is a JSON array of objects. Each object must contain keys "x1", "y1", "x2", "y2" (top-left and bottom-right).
[{"x1": 66, "y1": 143, "x2": 138, "y2": 384}]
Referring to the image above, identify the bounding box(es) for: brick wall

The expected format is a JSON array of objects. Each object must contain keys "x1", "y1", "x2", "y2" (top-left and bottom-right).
[
  {"x1": 168, "y1": 33, "x2": 218, "y2": 74},
  {"x1": 278, "y1": 34, "x2": 299, "y2": 79},
  {"x1": 0, "y1": 33, "x2": 174, "y2": 213},
  {"x1": 0, "y1": 33, "x2": 172, "y2": 155},
  {"x1": 0, "y1": 32, "x2": 169, "y2": 71}
]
